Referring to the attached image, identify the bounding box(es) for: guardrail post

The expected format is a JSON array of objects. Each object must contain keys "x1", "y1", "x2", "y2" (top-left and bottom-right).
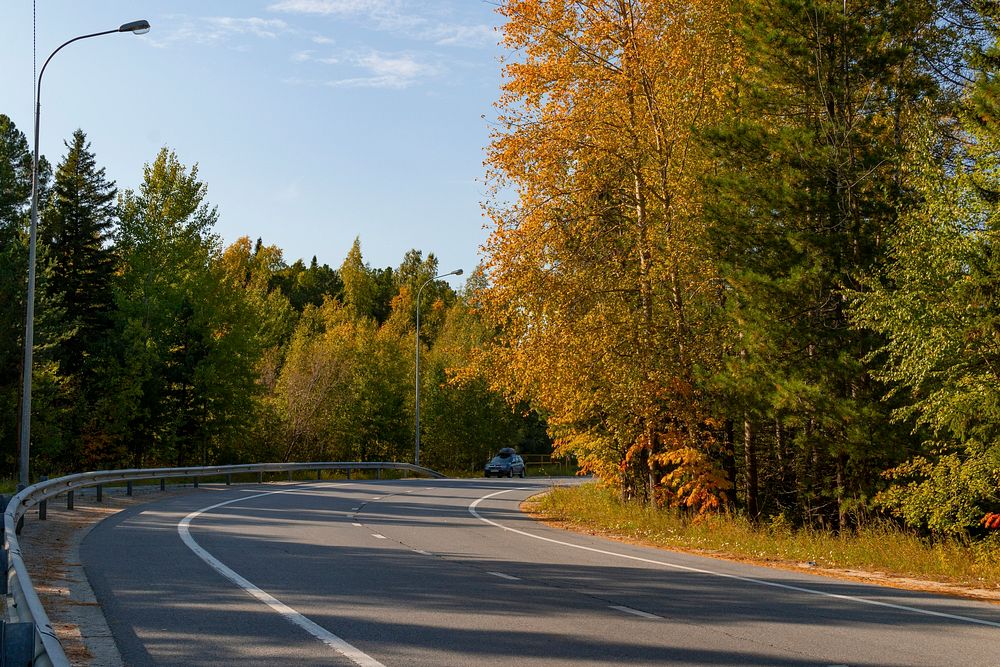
[
  {"x1": 127, "y1": 481, "x2": 133, "y2": 497},
  {"x1": 346, "y1": 468, "x2": 351, "y2": 480},
  {"x1": 0, "y1": 495, "x2": 7, "y2": 594},
  {"x1": 38, "y1": 476, "x2": 48, "y2": 521},
  {"x1": 287, "y1": 470, "x2": 292, "y2": 482},
  {"x1": 66, "y1": 489, "x2": 74, "y2": 510},
  {"x1": 376, "y1": 467, "x2": 381, "y2": 480},
  {"x1": 1, "y1": 620, "x2": 36, "y2": 666},
  {"x1": 160, "y1": 478, "x2": 165, "y2": 492},
  {"x1": 316, "y1": 469, "x2": 322, "y2": 481},
  {"x1": 15, "y1": 484, "x2": 24, "y2": 534},
  {"x1": 193, "y1": 477, "x2": 199, "y2": 488},
  {"x1": 258, "y1": 471, "x2": 264, "y2": 484},
  {"x1": 226, "y1": 474, "x2": 232, "y2": 486},
  {"x1": 96, "y1": 484, "x2": 102, "y2": 502}
]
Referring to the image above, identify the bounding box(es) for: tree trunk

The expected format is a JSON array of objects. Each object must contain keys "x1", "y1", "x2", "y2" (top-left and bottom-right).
[{"x1": 743, "y1": 415, "x2": 759, "y2": 520}]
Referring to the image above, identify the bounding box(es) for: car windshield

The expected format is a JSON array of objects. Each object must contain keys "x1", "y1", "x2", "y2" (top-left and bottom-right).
[
  {"x1": 490, "y1": 456, "x2": 509, "y2": 465},
  {"x1": 497, "y1": 450, "x2": 513, "y2": 458}
]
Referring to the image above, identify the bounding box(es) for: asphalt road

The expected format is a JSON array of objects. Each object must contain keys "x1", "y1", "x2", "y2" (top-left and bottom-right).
[{"x1": 82, "y1": 478, "x2": 1000, "y2": 666}]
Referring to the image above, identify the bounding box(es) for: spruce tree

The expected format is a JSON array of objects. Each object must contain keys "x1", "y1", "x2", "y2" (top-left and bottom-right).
[
  {"x1": 31, "y1": 129, "x2": 118, "y2": 468},
  {"x1": 39, "y1": 129, "x2": 117, "y2": 382},
  {"x1": 703, "y1": 0, "x2": 946, "y2": 526}
]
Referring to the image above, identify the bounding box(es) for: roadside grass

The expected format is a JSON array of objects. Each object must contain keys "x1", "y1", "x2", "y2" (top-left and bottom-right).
[{"x1": 531, "y1": 483, "x2": 1000, "y2": 590}]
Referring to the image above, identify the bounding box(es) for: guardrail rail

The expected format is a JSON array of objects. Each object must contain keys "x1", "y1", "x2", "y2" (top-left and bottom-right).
[{"x1": 2, "y1": 461, "x2": 445, "y2": 666}]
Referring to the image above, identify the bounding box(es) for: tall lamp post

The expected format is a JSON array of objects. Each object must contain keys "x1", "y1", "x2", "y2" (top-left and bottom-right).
[
  {"x1": 414, "y1": 269, "x2": 462, "y2": 466},
  {"x1": 18, "y1": 20, "x2": 151, "y2": 488}
]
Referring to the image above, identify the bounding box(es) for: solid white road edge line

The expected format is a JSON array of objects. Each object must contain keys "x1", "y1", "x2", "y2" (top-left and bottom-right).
[
  {"x1": 487, "y1": 571, "x2": 520, "y2": 581},
  {"x1": 178, "y1": 486, "x2": 386, "y2": 667},
  {"x1": 469, "y1": 488, "x2": 1000, "y2": 629}
]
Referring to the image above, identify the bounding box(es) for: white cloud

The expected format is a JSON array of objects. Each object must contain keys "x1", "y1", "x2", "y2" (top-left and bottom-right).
[
  {"x1": 206, "y1": 16, "x2": 291, "y2": 39},
  {"x1": 427, "y1": 23, "x2": 495, "y2": 48},
  {"x1": 268, "y1": 0, "x2": 494, "y2": 48},
  {"x1": 327, "y1": 51, "x2": 438, "y2": 88},
  {"x1": 151, "y1": 15, "x2": 293, "y2": 47},
  {"x1": 268, "y1": 0, "x2": 396, "y2": 15}
]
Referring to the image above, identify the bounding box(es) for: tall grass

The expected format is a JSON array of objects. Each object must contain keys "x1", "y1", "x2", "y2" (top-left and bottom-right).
[{"x1": 531, "y1": 483, "x2": 1000, "y2": 590}]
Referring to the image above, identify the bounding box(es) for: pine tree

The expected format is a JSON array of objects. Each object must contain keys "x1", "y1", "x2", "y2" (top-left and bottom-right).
[{"x1": 702, "y1": 0, "x2": 947, "y2": 526}]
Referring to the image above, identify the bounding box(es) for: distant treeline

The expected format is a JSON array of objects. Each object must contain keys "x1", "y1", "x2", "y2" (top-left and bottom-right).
[{"x1": 0, "y1": 121, "x2": 549, "y2": 477}]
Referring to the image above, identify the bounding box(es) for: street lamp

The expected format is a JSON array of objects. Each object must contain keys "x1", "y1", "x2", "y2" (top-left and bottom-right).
[
  {"x1": 18, "y1": 20, "x2": 151, "y2": 488},
  {"x1": 414, "y1": 269, "x2": 463, "y2": 467}
]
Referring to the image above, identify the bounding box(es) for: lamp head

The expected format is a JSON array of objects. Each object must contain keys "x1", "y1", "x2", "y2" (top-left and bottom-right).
[
  {"x1": 119, "y1": 20, "x2": 151, "y2": 35},
  {"x1": 453, "y1": 269, "x2": 464, "y2": 276}
]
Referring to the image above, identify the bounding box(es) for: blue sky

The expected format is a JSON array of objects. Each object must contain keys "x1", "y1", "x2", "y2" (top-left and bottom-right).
[{"x1": 0, "y1": 1, "x2": 507, "y2": 284}]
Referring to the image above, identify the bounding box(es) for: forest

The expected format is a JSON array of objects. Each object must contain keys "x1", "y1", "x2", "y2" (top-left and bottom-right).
[
  {"x1": 477, "y1": 0, "x2": 1000, "y2": 540},
  {"x1": 3, "y1": 0, "x2": 1000, "y2": 542},
  {"x1": 0, "y1": 125, "x2": 549, "y2": 479}
]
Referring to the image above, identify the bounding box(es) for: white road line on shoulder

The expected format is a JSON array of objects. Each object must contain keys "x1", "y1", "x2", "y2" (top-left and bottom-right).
[
  {"x1": 487, "y1": 572, "x2": 520, "y2": 581},
  {"x1": 610, "y1": 605, "x2": 662, "y2": 620},
  {"x1": 352, "y1": 523, "x2": 363, "y2": 527},
  {"x1": 468, "y1": 489, "x2": 1000, "y2": 629},
  {"x1": 372, "y1": 534, "x2": 387, "y2": 539},
  {"x1": 413, "y1": 549, "x2": 431, "y2": 556},
  {"x1": 179, "y1": 488, "x2": 386, "y2": 667}
]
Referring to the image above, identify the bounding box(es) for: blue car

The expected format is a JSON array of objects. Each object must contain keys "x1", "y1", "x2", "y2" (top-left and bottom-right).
[{"x1": 484, "y1": 448, "x2": 526, "y2": 478}]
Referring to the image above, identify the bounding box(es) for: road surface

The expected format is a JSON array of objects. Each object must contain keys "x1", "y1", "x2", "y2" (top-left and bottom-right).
[{"x1": 81, "y1": 478, "x2": 1000, "y2": 666}]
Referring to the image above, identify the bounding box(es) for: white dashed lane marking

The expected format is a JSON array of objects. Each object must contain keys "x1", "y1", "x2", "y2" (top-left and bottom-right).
[
  {"x1": 487, "y1": 572, "x2": 520, "y2": 581},
  {"x1": 610, "y1": 605, "x2": 662, "y2": 620}
]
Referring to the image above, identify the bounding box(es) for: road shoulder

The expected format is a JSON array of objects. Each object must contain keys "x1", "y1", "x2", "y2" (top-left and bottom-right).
[{"x1": 16, "y1": 487, "x2": 203, "y2": 666}]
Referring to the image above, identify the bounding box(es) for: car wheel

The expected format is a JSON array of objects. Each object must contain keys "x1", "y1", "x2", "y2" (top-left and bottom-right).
[
  {"x1": 519, "y1": 468, "x2": 526, "y2": 478},
  {"x1": 507, "y1": 469, "x2": 513, "y2": 478}
]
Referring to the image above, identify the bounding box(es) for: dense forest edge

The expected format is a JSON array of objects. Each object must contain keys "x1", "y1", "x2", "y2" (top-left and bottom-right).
[{"x1": 3, "y1": 0, "x2": 1000, "y2": 549}]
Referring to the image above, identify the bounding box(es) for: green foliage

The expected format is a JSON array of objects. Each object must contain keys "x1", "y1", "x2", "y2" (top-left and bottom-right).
[
  {"x1": 701, "y1": 0, "x2": 946, "y2": 526},
  {"x1": 112, "y1": 148, "x2": 262, "y2": 467},
  {"x1": 420, "y1": 299, "x2": 544, "y2": 471},
  {"x1": 270, "y1": 252, "x2": 343, "y2": 312},
  {"x1": 849, "y1": 5, "x2": 1000, "y2": 534},
  {"x1": 0, "y1": 115, "x2": 32, "y2": 469},
  {"x1": 876, "y1": 448, "x2": 1000, "y2": 535},
  {"x1": 275, "y1": 300, "x2": 412, "y2": 462}
]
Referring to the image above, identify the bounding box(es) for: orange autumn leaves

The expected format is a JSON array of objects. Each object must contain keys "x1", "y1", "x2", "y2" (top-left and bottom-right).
[{"x1": 479, "y1": 0, "x2": 739, "y2": 511}]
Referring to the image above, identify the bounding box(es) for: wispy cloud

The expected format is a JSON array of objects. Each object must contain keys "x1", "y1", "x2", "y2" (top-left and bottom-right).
[
  {"x1": 288, "y1": 49, "x2": 438, "y2": 88},
  {"x1": 268, "y1": 0, "x2": 495, "y2": 48},
  {"x1": 151, "y1": 16, "x2": 294, "y2": 47},
  {"x1": 346, "y1": 51, "x2": 438, "y2": 87}
]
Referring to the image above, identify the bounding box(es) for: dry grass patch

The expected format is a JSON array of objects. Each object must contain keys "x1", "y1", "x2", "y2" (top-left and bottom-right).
[{"x1": 529, "y1": 483, "x2": 1000, "y2": 601}]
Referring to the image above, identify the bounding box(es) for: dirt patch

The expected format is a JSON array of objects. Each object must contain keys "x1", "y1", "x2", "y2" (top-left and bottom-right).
[
  {"x1": 520, "y1": 497, "x2": 1000, "y2": 605},
  {"x1": 15, "y1": 487, "x2": 202, "y2": 666}
]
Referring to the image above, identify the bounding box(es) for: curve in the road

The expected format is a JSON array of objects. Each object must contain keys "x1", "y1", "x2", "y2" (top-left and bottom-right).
[
  {"x1": 178, "y1": 486, "x2": 386, "y2": 667},
  {"x1": 468, "y1": 488, "x2": 1000, "y2": 630}
]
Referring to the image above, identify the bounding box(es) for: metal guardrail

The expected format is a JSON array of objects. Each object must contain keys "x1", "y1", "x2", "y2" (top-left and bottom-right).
[{"x1": 2, "y1": 461, "x2": 445, "y2": 666}]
